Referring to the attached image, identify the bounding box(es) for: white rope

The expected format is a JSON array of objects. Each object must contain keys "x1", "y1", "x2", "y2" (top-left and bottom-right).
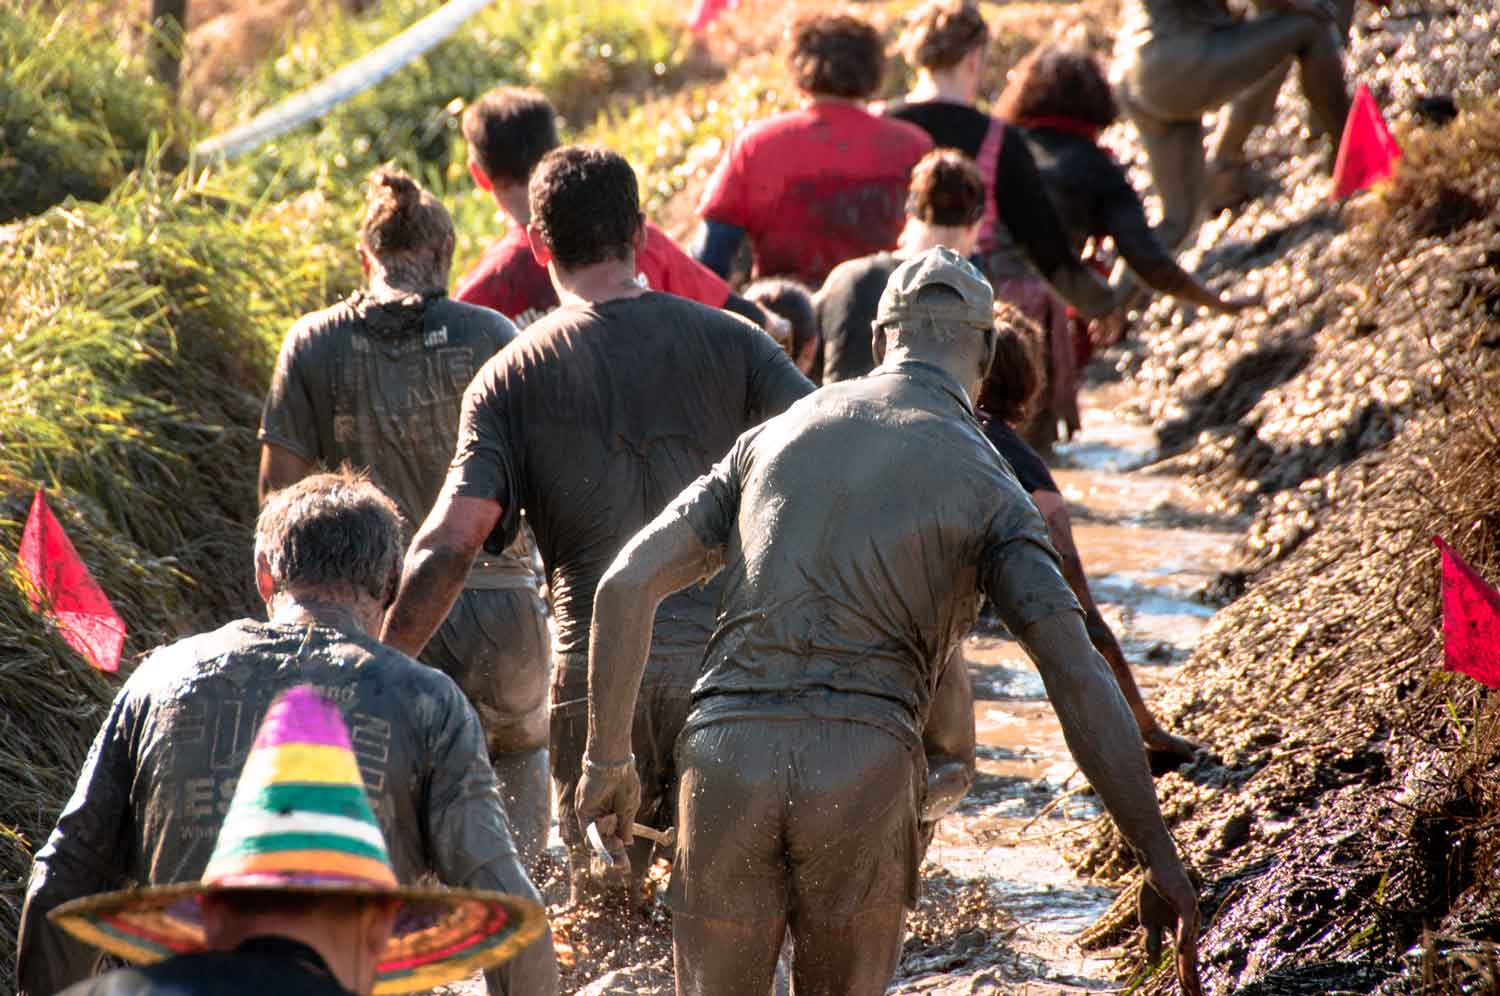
[{"x1": 193, "y1": 0, "x2": 497, "y2": 163}]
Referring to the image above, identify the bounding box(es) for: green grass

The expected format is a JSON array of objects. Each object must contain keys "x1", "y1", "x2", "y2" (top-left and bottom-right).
[{"x1": 0, "y1": 5, "x2": 189, "y2": 221}]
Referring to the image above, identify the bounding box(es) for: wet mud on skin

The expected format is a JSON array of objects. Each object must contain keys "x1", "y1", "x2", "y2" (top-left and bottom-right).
[{"x1": 439, "y1": 388, "x2": 1240, "y2": 995}]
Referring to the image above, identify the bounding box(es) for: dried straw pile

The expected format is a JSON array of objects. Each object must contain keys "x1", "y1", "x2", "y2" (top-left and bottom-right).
[{"x1": 1069, "y1": 103, "x2": 1500, "y2": 995}]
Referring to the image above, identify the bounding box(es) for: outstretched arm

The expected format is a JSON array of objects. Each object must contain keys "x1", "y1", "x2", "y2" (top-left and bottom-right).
[
  {"x1": 578, "y1": 513, "x2": 724, "y2": 844},
  {"x1": 1030, "y1": 491, "x2": 1200, "y2": 762},
  {"x1": 1020, "y1": 611, "x2": 1203, "y2": 996},
  {"x1": 1101, "y1": 194, "x2": 1259, "y2": 313},
  {"x1": 381, "y1": 490, "x2": 500, "y2": 656}
]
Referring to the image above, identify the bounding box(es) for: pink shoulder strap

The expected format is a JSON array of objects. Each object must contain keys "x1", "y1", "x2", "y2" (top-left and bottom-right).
[{"x1": 976, "y1": 116, "x2": 1006, "y2": 251}]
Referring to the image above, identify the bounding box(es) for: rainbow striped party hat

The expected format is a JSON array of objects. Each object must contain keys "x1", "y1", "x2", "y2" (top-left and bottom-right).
[{"x1": 51, "y1": 685, "x2": 545, "y2": 994}]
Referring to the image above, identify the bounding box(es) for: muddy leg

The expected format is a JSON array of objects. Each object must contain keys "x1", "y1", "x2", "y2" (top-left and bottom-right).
[
  {"x1": 1128, "y1": 110, "x2": 1206, "y2": 250},
  {"x1": 1194, "y1": 17, "x2": 1350, "y2": 148},
  {"x1": 671, "y1": 724, "x2": 790, "y2": 996},
  {"x1": 788, "y1": 906, "x2": 906, "y2": 996},
  {"x1": 420, "y1": 587, "x2": 552, "y2": 871}
]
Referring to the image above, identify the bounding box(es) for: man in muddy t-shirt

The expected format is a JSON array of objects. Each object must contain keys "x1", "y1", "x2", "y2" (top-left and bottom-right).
[
  {"x1": 256, "y1": 170, "x2": 553, "y2": 872},
  {"x1": 578, "y1": 249, "x2": 1204, "y2": 996},
  {"x1": 691, "y1": 11, "x2": 932, "y2": 287},
  {"x1": 381, "y1": 146, "x2": 813, "y2": 900}
]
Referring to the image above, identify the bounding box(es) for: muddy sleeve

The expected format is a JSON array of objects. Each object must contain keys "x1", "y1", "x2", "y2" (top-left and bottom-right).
[
  {"x1": 744, "y1": 324, "x2": 816, "y2": 424},
  {"x1": 421, "y1": 681, "x2": 558, "y2": 996},
  {"x1": 17, "y1": 689, "x2": 140, "y2": 995},
  {"x1": 1091, "y1": 152, "x2": 1197, "y2": 296},
  {"x1": 667, "y1": 439, "x2": 747, "y2": 557},
  {"x1": 257, "y1": 322, "x2": 321, "y2": 463},
  {"x1": 978, "y1": 489, "x2": 1082, "y2": 634},
  {"x1": 445, "y1": 363, "x2": 524, "y2": 554}
]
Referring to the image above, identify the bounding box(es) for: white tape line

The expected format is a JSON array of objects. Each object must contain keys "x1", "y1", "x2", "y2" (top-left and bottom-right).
[{"x1": 194, "y1": 0, "x2": 497, "y2": 163}]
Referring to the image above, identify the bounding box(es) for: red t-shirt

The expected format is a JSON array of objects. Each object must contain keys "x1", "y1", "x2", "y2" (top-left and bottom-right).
[
  {"x1": 697, "y1": 101, "x2": 933, "y2": 286},
  {"x1": 454, "y1": 222, "x2": 732, "y2": 328}
]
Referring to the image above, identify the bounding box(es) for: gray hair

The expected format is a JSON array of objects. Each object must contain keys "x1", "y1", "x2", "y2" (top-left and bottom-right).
[{"x1": 255, "y1": 470, "x2": 406, "y2": 603}]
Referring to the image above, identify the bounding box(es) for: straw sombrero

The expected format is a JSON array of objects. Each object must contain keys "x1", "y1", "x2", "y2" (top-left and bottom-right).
[{"x1": 50, "y1": 685, "x2": 546, "y2": 995}]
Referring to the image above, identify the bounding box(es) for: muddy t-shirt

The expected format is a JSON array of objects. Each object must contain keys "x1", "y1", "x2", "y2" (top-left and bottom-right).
[
  {"x1": 454, "y1": 223, "x2": 733, "y2": 329},
  {"x1": 815, "y1": 251, "x2": 898, "y2": 384},
  {"x1": 446, "y1": 291, "x2": 814, "y2": 655},
  {"x1": 19, "y1": 616, "x2": 522, "y2": 994},
  {"x1": 259, "y1": 291, "x2": 534, "y2": 587},
  {"x1": 669, "y1": 360, "x2": 1080, "y2": 745},
  {"x1": 697, "y1": 101, "x2": 933, "y2": 286}
]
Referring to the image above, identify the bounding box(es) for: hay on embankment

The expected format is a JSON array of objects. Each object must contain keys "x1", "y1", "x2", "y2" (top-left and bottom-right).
[{"x1": 1068, "y1": 101, "x2": 1500, "y2": 995}]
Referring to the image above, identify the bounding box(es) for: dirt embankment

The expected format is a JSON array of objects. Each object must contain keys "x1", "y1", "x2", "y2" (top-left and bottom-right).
[{"x1": 1063, "y1": 1, "x2": 1500, "y2": 992}]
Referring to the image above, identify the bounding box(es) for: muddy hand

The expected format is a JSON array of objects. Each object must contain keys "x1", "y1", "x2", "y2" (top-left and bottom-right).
[
  {"x1": 1139, "y1": 866, "x2": 1203, "y2": 996},
  {"x1": 1217, "y1": 292, "x2": 1263, "y2": 314},
  {"x1": 1143, "y1": 725, "x2": 1203, "y2": 765},
  {"x1": 576, "y1": 756, "x2": 642, "y2": 849}
]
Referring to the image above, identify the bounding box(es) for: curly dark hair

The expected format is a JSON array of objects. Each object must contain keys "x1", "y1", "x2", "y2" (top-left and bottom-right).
[
  {"x1": 787, "y1": 12, "x2": 885, "y2": 100},
  {"x1": 977, "y1": 301, "x2": 1044, "y2": 424},
  {"x1": 462, "y1": 87, "x2": 560, "y2": 186},
  {"x1": 743, "y1": 277, "x2": 819, "y2": 362},
  {"x1": 358, "y1": 168, "x2": 454, "y2": 261},
  {"x1": 899, "y1": 0, "x2": 988, "y2": 72},
  {"x1": 907, "y1": 148, "x2": 985, "y2": 227},
  {"x1": 256, "y1": 468, "x2": 406, "y2": 604},
  {"x1": 994, "y1": 43, "x2": 1119, "y2": 128},
  {"x1": 527, "y1": 146, "x2": 644, "y2": 271}
]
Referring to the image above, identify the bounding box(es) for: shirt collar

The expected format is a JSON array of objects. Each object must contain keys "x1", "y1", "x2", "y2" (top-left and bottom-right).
[
  {"x1": 233, "y1": 936, "x2": 345, "y2": 989},
  {"x1": 872, "y1": 358, "x2": 976, "y2": 415}
]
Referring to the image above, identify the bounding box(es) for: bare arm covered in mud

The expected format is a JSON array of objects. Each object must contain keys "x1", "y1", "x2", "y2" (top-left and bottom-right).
[
  {"x1": 577, "y1": 512, "x2": 725, "y2": 845},
  {"x1": 257, "y1": 443, "x2": 312, "y2": 506},
  {"x1": 1031, "y1": 490, "x2": 1201, "y2": 762},
  {"x1": 380, "y1": 490, "x2": 498, "y2": 657},
  {"x1": 923, "y1": 648, "x2": 977, "y2": 822},
  {"x1": 1020, "y1": 610, "x2": 1203, "y2": 996}
]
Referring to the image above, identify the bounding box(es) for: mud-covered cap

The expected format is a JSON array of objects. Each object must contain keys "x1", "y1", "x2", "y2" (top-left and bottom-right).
[{"x1": 875, "y1": 247, "x2": 994, "y2": 331}]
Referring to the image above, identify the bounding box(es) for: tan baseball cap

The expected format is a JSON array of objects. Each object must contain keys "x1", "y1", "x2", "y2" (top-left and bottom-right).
[{"x1": 875, "y1": 246, "x2": 994, "y2": 331}]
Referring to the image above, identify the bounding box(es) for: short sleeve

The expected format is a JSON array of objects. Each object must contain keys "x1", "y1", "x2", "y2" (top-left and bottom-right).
[
  {"x1": 743, "y1": 322, "x2": 815, "y2": 424},
  {"x1": 667, "y1": 439, "x2": 747, "y2": 554},
  {"x1": 643, "y1": 224, "x2": 731, "y2": 307},
  {"x1": 697, "y1": 134, "x2": 755, "y2": 230},
  {"x1": 979, "y1": 486, "x2": 1080, "y2": 633},
  {"x1": 445, "y1": 359, "x2": 524, "y2": 553},
  {"x1": 258, "y1": 322, "x2": 321, "y2": 462}
]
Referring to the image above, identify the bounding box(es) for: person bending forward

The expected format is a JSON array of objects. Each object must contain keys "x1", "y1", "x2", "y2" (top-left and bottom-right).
[{"x1": 578, "y1": 248, "x2": 1203, "y2": 996}]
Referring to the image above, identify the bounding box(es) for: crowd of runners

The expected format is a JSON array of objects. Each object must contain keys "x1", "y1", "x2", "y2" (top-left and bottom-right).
[{"x1": 15, "y1": 0, "x2": 1356, "y2": 993}]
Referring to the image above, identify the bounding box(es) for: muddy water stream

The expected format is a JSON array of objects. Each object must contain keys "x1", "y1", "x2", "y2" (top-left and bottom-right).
[{"x1": 897, "y1": 386, "x2": 1240, "y2": 994}]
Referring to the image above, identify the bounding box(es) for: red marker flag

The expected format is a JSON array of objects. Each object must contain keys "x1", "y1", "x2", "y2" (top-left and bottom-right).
[
  {"x1": 1434, "y1": 536, "x2": 1500, "y2": 689},
  {"x1": 16, "y1": 490, "x2": 125, "y2": 673},
  {"x1": 689, "y1": 0, "x2": 735, "y2": 33},
  {"x1": 1331, "y1": 83, "x2": 1401, "y2": 200}
]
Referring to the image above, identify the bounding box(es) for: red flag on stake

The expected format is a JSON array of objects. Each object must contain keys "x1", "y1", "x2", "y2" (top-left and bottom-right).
[
  {"x1": 689, "y1": 0, "x2": 735, "y2": 33},
  {"x1": 16, "y1": 490, "x2": 125, "y2": 673},
  {"x1": 1433, "y1": 536, "x2": 1500, "y2": 689},
  {"x1": 1331, "y1": 83, "x2": 1401, "y2": 200}
]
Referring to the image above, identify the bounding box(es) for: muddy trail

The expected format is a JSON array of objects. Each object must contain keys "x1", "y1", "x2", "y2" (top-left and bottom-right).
[{"x1": 432, "y1": 384, "x2": 1240, "y2": 996}]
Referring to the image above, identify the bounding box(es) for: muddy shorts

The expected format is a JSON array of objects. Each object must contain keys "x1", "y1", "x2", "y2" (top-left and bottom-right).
[
  {"x1": 551, "y1": 648, "x2": 699, "y2": 858},
  {"x1": 420, "y1": 586, "x2": 550, "y2": 757},
  {"x1": 669, "y1": 718, "x2": 921, "y2": 921}
]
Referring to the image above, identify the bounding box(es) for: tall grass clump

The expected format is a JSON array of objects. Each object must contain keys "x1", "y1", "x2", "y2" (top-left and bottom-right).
[
  {"x1": 0, "y1": 6, "x2": 187, "y2": 222},
  {"x1": 0, "y1": 158, "x2": 355, "y2": 988}
]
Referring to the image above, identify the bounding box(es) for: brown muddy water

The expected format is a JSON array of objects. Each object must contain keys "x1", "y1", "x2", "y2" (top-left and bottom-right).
[{"x1": 443, "y1": 384, "x2": 1243, "y2": 995}]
